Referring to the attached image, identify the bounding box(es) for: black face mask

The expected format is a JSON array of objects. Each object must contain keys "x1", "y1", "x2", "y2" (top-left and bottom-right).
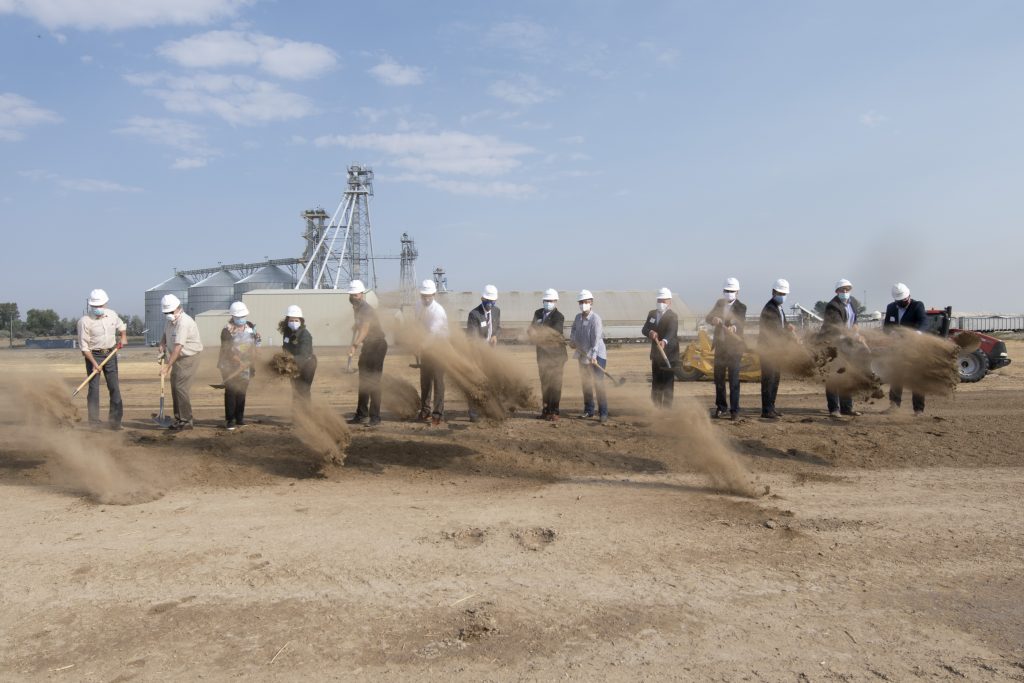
[{"x1": 897, "y1": 298, "x2": 910, "y2": 308}]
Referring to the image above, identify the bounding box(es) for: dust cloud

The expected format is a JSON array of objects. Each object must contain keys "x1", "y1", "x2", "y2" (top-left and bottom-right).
[
  {"x1": 8, "y1": 377, "x2": 164, "y2": 505},
  {"x1": 292, "y1": 400, "x2": 351, "y2": 467}
]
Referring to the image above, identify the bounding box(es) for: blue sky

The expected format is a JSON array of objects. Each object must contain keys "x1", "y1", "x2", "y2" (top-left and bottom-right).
[{"x1": 1, "y1": 0, "x2": 1022, "y2": 318}]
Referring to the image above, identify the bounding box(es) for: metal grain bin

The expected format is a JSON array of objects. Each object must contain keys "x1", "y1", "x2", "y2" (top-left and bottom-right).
[
  {"x1": 187, "y1": 270, "x2": 238, "y2": 318},
  {"x1": 234, "y1": 265, "x2": 296, "y2": 300},
  {"x1": 144, "y1": 274, "x2": 192, "y2": 346}
]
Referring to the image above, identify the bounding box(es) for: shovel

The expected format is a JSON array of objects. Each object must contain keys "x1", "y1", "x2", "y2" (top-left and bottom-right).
[
  {"x1": 210, "y1": 366, "x2": 246, "y2": 390},
  {"x1": 153, "y1": 357, "x2": 173, "y2": 427},
  {"x1": 591, "y1": 360, "x2": 626, "y2": 387},
  {"x1": 72, "y1": 347, "x2": 119, "y2": 397}
]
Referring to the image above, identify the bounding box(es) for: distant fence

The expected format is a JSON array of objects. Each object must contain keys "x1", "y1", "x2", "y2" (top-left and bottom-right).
[{"x1": 25, "y1": 338, "x2": 76, "y2": 349}]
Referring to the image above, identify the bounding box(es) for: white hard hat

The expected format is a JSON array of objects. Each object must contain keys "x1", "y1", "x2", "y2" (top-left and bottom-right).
[
  {"x1": 542, "y1": 288, "x2": 559, "y2": 301},
  {"x1": 285, "y1": 304, "x2": 303, "y2": 318},
  {"x1": 346, "y1": 279, "x2": 367, "y2": 295},
  {"x1": 656, "y1": 287, "x2": 672, "y2": 300},
  {"x1": 419, "y1": 279, "x2": 437, "y2": 295},
  {"x1": 722, "y1": 277, "x2": 740, "y2": 291},
  {"x1": 773, "y1": 278, "x2": 790, "y2": 294},
  {"x1": 481, "y1": 284, "x2": 498, "y2": 301},
  {"x1": 891, "y1": 282, "x2": 910, "y2": 301},
  {"x1": 229, "y1": 301, "x2": 249, "y2": 318},
  {"x1": 835, "y1": 278, "x2": 853, "y2": 291},
  {"x1": 576, "y1": 289, "x2": 594, "y2": 302},
  {"x1": 161, "y1": 294, "x2": 181, "y2": 313},
  {"x1": 87, "y1": 288, "x2": 109, "y2": 307}
]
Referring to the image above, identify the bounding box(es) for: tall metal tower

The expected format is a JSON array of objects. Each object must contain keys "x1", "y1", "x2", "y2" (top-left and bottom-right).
[
  {"x1": 398, "y1": 233, "x2": 418, "y2": 305},
  {"x1": 295, "y1": 164, "x2": 376, "y2": 290}
]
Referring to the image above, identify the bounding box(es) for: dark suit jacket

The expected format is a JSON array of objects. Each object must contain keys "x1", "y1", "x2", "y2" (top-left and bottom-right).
[
  {"x1": 758, "y1": 299, "x2": 788, "y2": 349},
  {"x1": 641, "y1": 309, "x2": 679, "y2": 362},
  {"x1": 705, "y1": 299, "x2": 747, "y2": 356},
  {"x1": 466, "y1": 303, "x2": 501, "y2": 340},
  {"x1": 531, "y1": 308, "x2": 567, "y2": 364},
  {"x1": 821, "y1": 296, "x2": 860, "y2": 341},
  {"x1": 883, "y1": 299, "x2": 926, "y2": 332}
]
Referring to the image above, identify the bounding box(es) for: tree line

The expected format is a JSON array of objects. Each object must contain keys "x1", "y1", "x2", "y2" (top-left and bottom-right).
[{"x1": 0, "y1": 303, "x2": 144, "y2": 339}]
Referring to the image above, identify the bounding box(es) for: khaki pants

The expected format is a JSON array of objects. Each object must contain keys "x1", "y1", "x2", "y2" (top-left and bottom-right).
[{"x1": 171, "y1": 353, "x2": 200, "y2": 423}]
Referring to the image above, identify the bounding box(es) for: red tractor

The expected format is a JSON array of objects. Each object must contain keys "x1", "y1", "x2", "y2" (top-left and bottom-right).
[{"x1": 925, "y1": 307, "x2": 1012, "y2": 383}]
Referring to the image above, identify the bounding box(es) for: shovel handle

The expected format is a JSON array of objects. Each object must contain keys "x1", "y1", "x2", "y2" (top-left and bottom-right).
[
  {"x1": 655, "y1": 342, "x2": 673, "y2": 370},
  {"x1": 590, "y1": 360, "x2": 625, "y2": 386},
  {"x1": 73, "y1": 347, "x2": 119, "y2": 396}
]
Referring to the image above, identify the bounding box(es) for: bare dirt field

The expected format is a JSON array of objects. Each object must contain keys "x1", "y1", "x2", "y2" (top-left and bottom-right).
[{"x1": 1, "y1": 340, "x2": 1022, "y2": 681}]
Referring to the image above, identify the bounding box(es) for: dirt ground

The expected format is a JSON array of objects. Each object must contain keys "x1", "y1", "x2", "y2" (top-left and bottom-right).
[{"x1": 1, "y1": 340, "x2": 1022, "y2": 681}]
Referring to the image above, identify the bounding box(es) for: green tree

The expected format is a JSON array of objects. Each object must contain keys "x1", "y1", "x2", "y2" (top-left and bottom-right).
[
  {"x1": 126, "y1": 315, "x2": 145, "y2": 336},
  {"x1": 0, "y1": 303, "x2": 19, "y2": 345},
  {"x1": 25, "y1": 308, "x2": 61, "y2": 336}
]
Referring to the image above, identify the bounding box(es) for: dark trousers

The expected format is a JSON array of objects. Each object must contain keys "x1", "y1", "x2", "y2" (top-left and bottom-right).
[
  {"x1": 356, "y1": 339, "x2": 387, "y2": 419},
  {"x1": 419, "y1": 352, "x2": 445, "y2": 418},
  {"x1": 760, "y1": 361, "x2": 781, "y2": 414},
  {"x1": 170, "y1": 353, "x2": 199, "y2": 423},
  {"x1": 580, "y1": 358, "x2": 608, "y2": 418},
  {"x1": 224, "y1": 377, "x2": 249, "y2": 424},
  {"x1": 291, "y1": 355, "x2": 317, "y2": 402},
  {"x1": 651, "y1": 360, "x2": 675, "y2": 408},
  {"x1": 826, "y1": 390, "x2": 853, "y2": 414},
  {"x1": 84, "y1": 350, "x2": 123, "y2": 425},
  {"x1": 890, "y1": 384, "x2": 925, "y2": 412},
  {"x1": 714, "y1": 353, "x2": 741, "y2": 414},
  {"x1": 538, "y1": 358, "x2": 566, "y2": 415}
]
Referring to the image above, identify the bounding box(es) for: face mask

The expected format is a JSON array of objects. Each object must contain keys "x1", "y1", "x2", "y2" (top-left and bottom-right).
[
  {"x1": 656, "y1": 302, "x2": 669, "y2": 314},
  {"x1": 773, "y1": 295, "x2": 786, "y2": 305},
  {"x1": 837, "y1": 292, "x2": 851, "y2": 303},
  {"x1": 91, "y1": 307, "x2": 104, "y2": 317},
  {"x1": 542, "y1": 301, "x2": 555, "y2": 312},
  {"x1": 287, "y1": 320, "x2": 301, "y2": 331},
  {"x1": 896, "y1": 298, "x2": 910, "y2": 308},
  {"x1": 421, "y1": 296, "x2": 433, "y2": 306},
  {"x1": 579, "y1": 302, "x2": 591, "y2": 313},
  {"x1": 724, "y1": 291, "x2": 737, "y2": 302},
  {"x1": 349, "y1": 295, "x2": 360, "y2": 305},
  {"x1": 165, "y1": 312, "x2": 176, "y2": 321},
  {"x1": 232, "y1": 317, "x2": 247, "y2": 326},
  {"x1": 482, "y1": 300, "x2": 495, "y2": 310}
]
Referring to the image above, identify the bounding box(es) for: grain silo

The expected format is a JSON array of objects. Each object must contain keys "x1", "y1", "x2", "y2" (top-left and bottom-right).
[
  {"x1": 234, "y1": 265, "x2": 296, "y2": 299},
  {"x1": 144, "y1": 274, "x2": 192, "y2": 346},
  {"x1": 187, "y1": 270, "x2": 238, "y2": 317}
]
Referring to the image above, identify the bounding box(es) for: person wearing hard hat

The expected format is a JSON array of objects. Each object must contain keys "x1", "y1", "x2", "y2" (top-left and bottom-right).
[
  {"x1": 218, "y1": 301, "x2": 260, "y2": 430},
  {"x1": 822, "y1": 278, "x2": 862, "y2": 418},
  {"x1": 569, "y1": 289, "x2": 609, "y2": 423},
  {"x1": 705, "y1": 277, "x2": 747, "y2": 419},
  {"x1": 883, "y1": 282, "x2": 928, "y2": 415},
  {"x1": 159, "y1": 293, "x2": 203, "y2": 430},
  {"x1": 76, "y1": 288, "x2": 128, "y2": 430},
  {"x1": 347, "y1": 280, "x2": 387, "y2": 426},
  {"x1": 465, "y1": 284, "x2": 502, "y2": 421},
  {"x1": 530, "y1": 288, "x2": 567, "y2": 420},
  {"x1": 280, "y1": 304, "x2": 317, "y2": 403},
  {"x1": 758, "y1": 279, "x2": 794, "y2": 419},
  {"x1": 641, "y1": 287, "x2": 679, "y2": 408},
  {"x1": 415, "y1": 279, "x2": 449, "y2": 426}
]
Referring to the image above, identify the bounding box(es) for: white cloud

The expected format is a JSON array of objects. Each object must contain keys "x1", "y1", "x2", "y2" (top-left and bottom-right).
[
  {"x1": 157, "y1": 30, "x2": 338, "y2": 80},
  {"x1": 0, "y1": 92, "x2": 61, "y2": 141},
  {"x1": 488, "y1": 75, "x2": 557, "y2": 106},
  {"x1": 860, "y1": 110, "x2": 887, "y2": 127},
  {"x1": 561, "y1": 135, "x2": 585, "y2": 144},
  {"x1": 368, "y1": 57, "x2": 424, "y2": 86},
  {"x1": 392, "y1": 173, "x2": 535, "y2": 199},
  {"x1": 125, "y1": 72, "x2": 316, "y2": 125},
  {"x1": 19, "y1": 169, "x2": 142, "y2": 192},
  {"x1": 80, "y1": 54, "x2": 93, "y2": 63},
  {"x1": 484, "y1": 20, "x2": 550, "y2": 57},
  {"x1": 52, "y1": 32, "x2": 67, "y2": 43},
  {"x1": 0, "y1": 0, "x2": 252, "y2": 30},
  {"x1": 314, "y1": 131, "x2": 535, "y2": 177},
  {"x1": 114, "y1": 116, "x2": 219, "y2": 169}
]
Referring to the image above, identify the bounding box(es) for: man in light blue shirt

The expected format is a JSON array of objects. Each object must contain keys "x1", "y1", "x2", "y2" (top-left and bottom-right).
[{"x1": 569, "y1": 289, "x2": 608, "y2": 423}]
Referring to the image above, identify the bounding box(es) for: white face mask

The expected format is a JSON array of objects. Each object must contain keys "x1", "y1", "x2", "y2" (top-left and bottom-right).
[
  {"x1": 724, "y1": 291, "x2": 737, "y2": 302},
  {"x1": 287, "y1": 320, "x2": 301, "y2": 331},
  {"x1": 165, "y1": 312, "x2": 177, "y2": 321},
  {"x1": 579, "y1": 302, "x2": 591, "y2": 313},
  {"x1": 542, "y1": 301, "x2": 556, "y2": 312},
  {"x1": 656, "y1": 302, "x2": 669, "y2": 314}
]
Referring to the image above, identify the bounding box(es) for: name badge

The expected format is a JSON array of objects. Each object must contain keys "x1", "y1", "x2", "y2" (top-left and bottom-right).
[
  {"x1": 480, "y1": 321, "x2": 487, "y2": 327},
  {"x1": 649, "y1": 317, "x2": 656, "y2": 323}
]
